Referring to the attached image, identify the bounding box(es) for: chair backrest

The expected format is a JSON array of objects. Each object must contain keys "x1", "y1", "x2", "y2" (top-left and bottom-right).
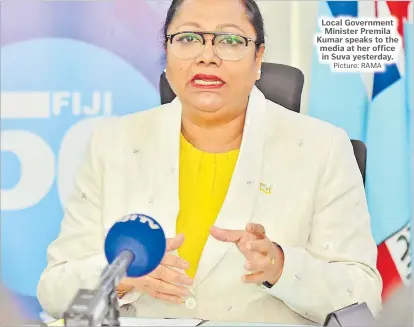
[
  {"x1": 159, "y1": 62, "x2": 367, "y2": 183},
  {"x1": 160, "y1": 62, "x2": 304, "y2": 111},
  {"x1": 350, "y1": 139, "x2": 367, "y2": 183}
]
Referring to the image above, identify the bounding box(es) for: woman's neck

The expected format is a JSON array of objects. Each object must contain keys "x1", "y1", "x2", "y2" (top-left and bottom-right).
[{"x1": 181, "y1": 110, "x2": 246, "y2": 153}]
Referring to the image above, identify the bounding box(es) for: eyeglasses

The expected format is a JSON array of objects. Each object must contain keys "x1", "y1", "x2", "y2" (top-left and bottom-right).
[{"x1": 165, "y1": 31, "x2": 260, "y2": 61}]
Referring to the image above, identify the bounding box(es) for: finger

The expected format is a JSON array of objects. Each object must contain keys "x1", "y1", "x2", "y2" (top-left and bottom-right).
[
  {"x1": 247, "y1": 239, "x2": 272, "y2": 255},
  {"x1": 150, "y1": 264, "x2": 193, "y2": 286},
  {"x1": 241, "y1": 271, "x2": 266, "y2": 284},
  {"x1": 123, "y1": 274, "x2": 190, "y2": 297},
  {"x1": 246, "y1": 223, "x2": 266, "y2": 239},
  {"x1": 117, "y1": 291, "x2": 128, "y2": 298},
  {"x1": 116, "y1": 288, "x2": 129, "y2": 298},
  {"x1": 210, "y1": 226, "x2": 243, "y2": 244},
  {"x1": 116, "y1": 280, "x2": 134, "y2": 293},
  {"x1": 244, "y1": 257, "x2": 272, "y2": 273},
  {"x1": 143, "y1": 276, "x2": 191, "y2": 298},
  {"x1": 161, "y1": 252, "x2": 190, "y2": 270},
  {"x1": 142, "y1": 285, "x2": 183, "y2": 304},
  {"x1": 166, "y1": 234, "x2": 185, "y2": 251}
]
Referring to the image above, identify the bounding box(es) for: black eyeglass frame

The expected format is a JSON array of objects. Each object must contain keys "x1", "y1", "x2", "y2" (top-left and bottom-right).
[{"x1": 165, "y1": 31, "x2": 261, "y2": 48}]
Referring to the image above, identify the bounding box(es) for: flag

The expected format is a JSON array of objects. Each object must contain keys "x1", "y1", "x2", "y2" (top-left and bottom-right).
[
  {"x1": 308, "y1": 1, "x2": 371, "y2": 142},
  {"x1": 308, "y1": 0, "x2": 412, "y2": 301},
  {"x1": 365, "y1": 0, "x2": 412, "y2": 300},
  {"x1": 405, "y1": 5, "x2": 413, "y2": 207}
]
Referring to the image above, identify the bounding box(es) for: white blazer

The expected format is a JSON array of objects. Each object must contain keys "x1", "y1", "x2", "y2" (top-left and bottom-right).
[{"x1": 37, "y1": 86, "x2": 382, "y2": 325}]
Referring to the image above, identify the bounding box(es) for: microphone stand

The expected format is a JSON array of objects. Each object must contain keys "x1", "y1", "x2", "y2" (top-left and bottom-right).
[
  {"x1": 102, "y1": 289, "x2": 121, "y2": 327},
  {"x1": 64, "y1": 251, "x2": 133, "y2": 327},
  {"x1": 63, "y1": 287, "x2": 121, "y2": 327}
]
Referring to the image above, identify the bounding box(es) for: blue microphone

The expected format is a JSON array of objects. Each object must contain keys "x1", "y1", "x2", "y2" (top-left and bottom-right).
[
  {"x1": 64, "y1": 214, "x2": 167, "y2": 326},
  {"x1": 104, "y1": 213, "x2": 167, "y2": 278}
]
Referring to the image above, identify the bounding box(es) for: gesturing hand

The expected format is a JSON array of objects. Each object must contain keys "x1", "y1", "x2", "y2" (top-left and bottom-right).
[
  {"x1": 210, "y1": 223, "x2": 284, "y2": 286},
  {"x1": 116, "y1": 234, "x2": 193, "y2": 304}
]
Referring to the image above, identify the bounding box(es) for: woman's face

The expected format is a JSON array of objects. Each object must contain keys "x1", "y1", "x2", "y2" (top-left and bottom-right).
[{"x1": 165, "y1": 0, "x2": 264, "y2": 120}]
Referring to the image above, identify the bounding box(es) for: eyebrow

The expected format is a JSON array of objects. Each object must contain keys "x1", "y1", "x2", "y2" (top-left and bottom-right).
[
  {"x1": 177, "y1": 22, "x2": 247, "y2": 35},
  {"x1": 216, "y1": 23, "x2": 246, "y2": 35},
  {"x1": 177, "y1": 22, "x2": 202, "y2": 29}
]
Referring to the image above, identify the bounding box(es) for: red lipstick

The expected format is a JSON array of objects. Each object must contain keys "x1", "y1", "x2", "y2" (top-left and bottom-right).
[{"x1": 190, "y1": 74, "x2": 225, "y2": 89}]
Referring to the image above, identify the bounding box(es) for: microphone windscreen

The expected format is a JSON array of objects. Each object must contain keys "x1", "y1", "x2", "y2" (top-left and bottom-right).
[{"x1": 104, "y1": 214, "x2": 166, "y2": 277}]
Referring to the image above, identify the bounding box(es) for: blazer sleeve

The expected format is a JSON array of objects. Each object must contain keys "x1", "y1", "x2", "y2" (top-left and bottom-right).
[
  {"x1": 37, "y1": 120, "x2": 139, "y2": 318},
  {"x1": 264, "y1": 127, "x2": 383, "y2": 323}
]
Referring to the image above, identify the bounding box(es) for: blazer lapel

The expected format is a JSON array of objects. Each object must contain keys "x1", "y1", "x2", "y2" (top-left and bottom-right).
[
  {"x1": 123, "y1": 100, "x2": 182, "y2": 240},
  {"x1": 193, "y1": 86, "x2": 268, "y2": 286},
  {"x1": 122, "y1": 87, "x2": 268, "y2": 283}
]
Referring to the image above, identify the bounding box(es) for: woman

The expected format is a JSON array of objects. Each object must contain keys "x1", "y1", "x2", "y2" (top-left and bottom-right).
[{"x1": 37, "y1": 0, "x2": 382, "y2": 324}]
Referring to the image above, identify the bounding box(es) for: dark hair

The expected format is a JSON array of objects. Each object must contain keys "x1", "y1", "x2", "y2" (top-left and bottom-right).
[{"x1": 162, "y1": 0, "x2": 265, "y2": 49}]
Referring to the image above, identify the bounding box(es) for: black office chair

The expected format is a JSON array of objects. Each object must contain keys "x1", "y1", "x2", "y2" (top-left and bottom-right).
[{"x1": 159, "y1": 62, "x2": 367, "y2": 183}]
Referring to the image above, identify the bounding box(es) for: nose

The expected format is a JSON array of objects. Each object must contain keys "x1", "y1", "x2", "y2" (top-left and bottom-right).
[{"x1": 195, "y1": 36, "x2": 221, "y2": 65}]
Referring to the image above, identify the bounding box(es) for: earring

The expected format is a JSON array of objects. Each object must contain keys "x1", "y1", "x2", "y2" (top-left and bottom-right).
[{"x1": 164, "y1": 68, "x2": 167, "y2": 73}]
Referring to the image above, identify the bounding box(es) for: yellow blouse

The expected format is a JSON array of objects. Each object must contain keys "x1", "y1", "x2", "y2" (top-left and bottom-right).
[{"x1": 176, "y1": 134, "x2": 239, "y2": 279}]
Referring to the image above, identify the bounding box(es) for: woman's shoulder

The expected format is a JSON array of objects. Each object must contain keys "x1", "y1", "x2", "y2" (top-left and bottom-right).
[
  {"x1": 100, "y1": 102, "x2": 176, "y2": 132},
  {"x1": 89, "y1": 103, "x2": 176, "y2": 148},
  {"x1": 119, "y1": 102, "x2": 177, "y2": 125},
  {"x1": 264, "y1": 99, "x2": 347, "y2": 143}
]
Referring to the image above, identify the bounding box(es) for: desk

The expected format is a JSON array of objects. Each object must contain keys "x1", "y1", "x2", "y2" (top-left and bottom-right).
[
  {"x1": 119, "y1": 318, "x2": 305, "y2": 326},
  {"x1": 47, "y1": 318, "x2": 201, "y2": 326},
  {"x1": 202, "y1": 321, "x2": 301, "y2": 326},
  {"x1": 47, "y1": 317, "x2": 308, "y2": 327}
]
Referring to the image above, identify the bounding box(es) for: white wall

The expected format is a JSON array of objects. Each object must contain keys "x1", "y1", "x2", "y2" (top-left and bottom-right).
[
  {"x1": 256, "y1": 1, "x2": 292, "y2": 65},
  {"x1": 257, "y1": 0, "x2": 319, "y2": 113}
]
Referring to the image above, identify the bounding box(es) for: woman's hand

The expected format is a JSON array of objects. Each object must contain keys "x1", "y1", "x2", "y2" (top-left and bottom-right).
[
  {"x1": 210, "y1": 223, "x2": 284, "y2": 286},
  {"x1": 116, "y1": 234, "x2": 193, "y2": 304}
]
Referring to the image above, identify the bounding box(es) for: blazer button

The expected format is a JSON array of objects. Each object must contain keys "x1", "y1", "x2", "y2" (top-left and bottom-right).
[{"x1": 185, "y1": 297, "x2": 196, "y2": 310}]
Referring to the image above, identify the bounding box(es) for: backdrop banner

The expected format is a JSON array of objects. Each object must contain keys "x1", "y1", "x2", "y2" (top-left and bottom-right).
[
  {"x1": 1, "y1": 0, "x2": 412, "y2": 320},
  {"x1": 1, "y1": 0, "x2": 169, "y2": 318}
]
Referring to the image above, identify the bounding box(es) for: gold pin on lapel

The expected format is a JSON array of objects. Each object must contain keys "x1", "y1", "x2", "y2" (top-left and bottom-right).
[{"x1": 260, "y1": 182, "x2": 272, "y2": 195}]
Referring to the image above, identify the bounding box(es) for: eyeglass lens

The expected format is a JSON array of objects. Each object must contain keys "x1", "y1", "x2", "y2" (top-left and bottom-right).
[{"x1": 169, "y1": 32, "x2": 248, "y2": 61}]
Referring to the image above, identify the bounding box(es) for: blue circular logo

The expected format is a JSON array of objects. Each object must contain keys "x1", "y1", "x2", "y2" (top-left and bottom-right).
[{"x1": 1, "y1": 38, "x2": 160, "y2": 300}]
